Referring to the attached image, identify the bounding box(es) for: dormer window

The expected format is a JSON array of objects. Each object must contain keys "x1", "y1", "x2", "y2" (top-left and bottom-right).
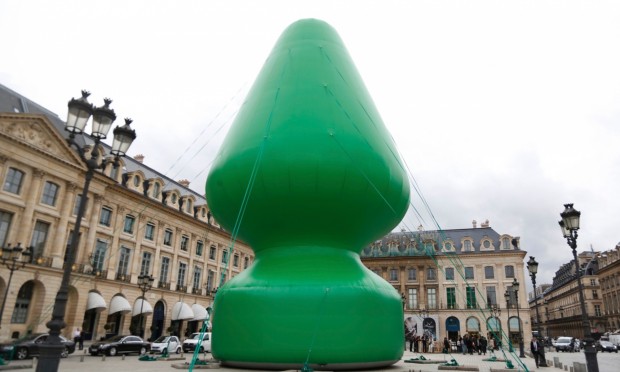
[
  {"x1": 463, "y1": 240, "x2": 473, "y2": 252},
  {"x1": 185, "y1": 199, "x2": 192, "y2": 213},
  {"x1": 152, "y1": 183, "x2": 160, "y2": 198},
  {"x1": 171, "y1": 194, "x2": 177, "y2": 204},
  {"x1": 133, "y1": 175, "x2": 140, "y2": 187}
]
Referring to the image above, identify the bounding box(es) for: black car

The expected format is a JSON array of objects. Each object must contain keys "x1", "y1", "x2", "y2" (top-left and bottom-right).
[
  {"x1": 0, "y1": 333, "x2": 75, "y2": 360},
  {"x1": 89, "y1": 335, "x2": 150, "y2": 356},
  {"x1": 596, "y1": 340, "x2": 618, "y2": 353}
]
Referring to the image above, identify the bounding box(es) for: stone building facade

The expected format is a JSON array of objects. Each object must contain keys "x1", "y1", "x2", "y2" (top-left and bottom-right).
[
  {"x1": 360, "y1": 222, "x2": 531, "y2": 348},
  {"x1": 539, "y1": 251, "x2": 606, "y2": 339},
  {"x1": 0, "y1": 84, "x2": 253, "y2": 342},
  {"x1": 596, "y1": 244, "x2": 620, "y2": 332}
]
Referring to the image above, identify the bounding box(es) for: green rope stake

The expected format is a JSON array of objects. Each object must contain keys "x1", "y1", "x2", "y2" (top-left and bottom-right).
[
  {"x1": 440, "y1": 358, "x2": 459, "y2": 367},
  {"x1": 0, "y1": 356, "x2": 7, "y2": 366},
  {"x1": 505, "y1": 360, "x2": 515, "y2": 369},
  {"x1": 138, "y1": 354, "x2": 158, "y2": 361}
]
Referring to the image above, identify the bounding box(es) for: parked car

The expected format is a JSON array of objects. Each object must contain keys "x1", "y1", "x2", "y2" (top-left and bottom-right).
[
  {"x1": 182, "y1": 332, "x2": 212, "y2": 353},
  {"x1": 554, "y1": 337, "x2": 574, "y2": 352},
  {"x1": 150, "y1": 335, "x2": 181, "y2": 354},
  {"x1": 596, "y1": 340, "x2": 618, "y2": 353},
  {"x1": 0, "y1": 333, "x2": 75, "y2": 360},
  {"x1": 89, "y1": 335, "x2": 150, "y2": 356}
]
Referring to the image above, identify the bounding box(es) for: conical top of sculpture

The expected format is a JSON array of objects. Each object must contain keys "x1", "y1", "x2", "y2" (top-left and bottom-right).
[{"x1": 206, "y1": 18, "x2": 409, "y2": 252}]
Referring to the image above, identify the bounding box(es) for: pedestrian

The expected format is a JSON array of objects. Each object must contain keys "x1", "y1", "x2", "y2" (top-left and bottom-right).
[
  {"x1": 530, "y1": 336, "x2": 541, "y2": 368},
  {"x1": 73, "y1": 328, "x2": 81, "y2": 349},
  {"x1": 462, "y1": 334, "x2": 468, "y2": 355},
  {"x1": 443, "y1": 337, "x2": 450, "y2": 353},
  {"x1": 480, "y1": 336, "x2": 488, "y2": 355},
  {"x1": 79, "y1": 328, "x2": 84, "y2": 350},
  {"x1": 457, "y1": 336, "x2": 463, "y2": 353}
]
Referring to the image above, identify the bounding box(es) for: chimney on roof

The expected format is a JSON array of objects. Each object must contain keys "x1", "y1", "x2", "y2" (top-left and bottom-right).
[
  {"x1": 481, "y1": 219, "x2": 490, "y2": 228},
  {"x1": 134, "y1": 154, "x2": 145, "y2": 163},
  {"x1": 178, "y1": 179, "x2": 190, "y2": 188},
  {"x1": 472, "y1": 219, "x2": 477, "y2": 228}
]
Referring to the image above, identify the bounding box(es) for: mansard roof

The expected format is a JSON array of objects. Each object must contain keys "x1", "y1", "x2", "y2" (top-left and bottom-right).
[{"x1": 0, "y1": 83, "x2": 207, "y2": 206}]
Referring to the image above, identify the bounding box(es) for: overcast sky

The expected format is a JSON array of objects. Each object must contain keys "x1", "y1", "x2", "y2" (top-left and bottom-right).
[{"x1": 2, "y1": 0, "x2": 619, "y2": 287}]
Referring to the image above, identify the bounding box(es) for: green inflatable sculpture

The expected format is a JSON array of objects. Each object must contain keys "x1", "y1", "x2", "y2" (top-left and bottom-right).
[{"x1": 205, "y1": 18, "x2": 410, "y2": 370}]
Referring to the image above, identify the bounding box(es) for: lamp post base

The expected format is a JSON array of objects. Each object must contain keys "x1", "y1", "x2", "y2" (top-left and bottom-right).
[
  {"x1": 35, "y1": 343, "x2": 65, "y2": 372},
  {"x1": 519, "y1": 341, "x2": 525, "y2": 358},
  {"x1": 583, "y1": 339, "x2": 599, "y2": 372}
]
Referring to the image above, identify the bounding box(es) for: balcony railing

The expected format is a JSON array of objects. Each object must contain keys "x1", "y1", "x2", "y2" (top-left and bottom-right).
[
  {"x1": 158, "y1": 281, "x2": 170, "y2": 290},
  {"x1": 31, "y1": 255, "x2": 53, "y2": 267},
  {"x1": 191, "y1": 287, "x2": 202, "y2": 295},
  {"x1": 115, "y1": 272, "x2": 131, "y2": 283},
  {"x1": 176, "y1": 284, "x2": 188, "y2": 292}
]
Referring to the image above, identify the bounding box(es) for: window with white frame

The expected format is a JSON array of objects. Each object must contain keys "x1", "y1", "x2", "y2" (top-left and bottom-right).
[
  {"x1": 117, "y1": 246, "x2": 131, "y2": 277},
  {"x1": 159, "y1": 257, "x2": 170, "y2": 283},
  {"x1": 427, "y1": 288, "x2": 437, "y2": 309},
  {"x1": 140, "y1": 251, "x2": 152, "y2": 276},
  {"x1": 99, "y1": 207, "x2": 112, "y2": 227},
  {"x1": 408, "y1": 268, "x2": 417, "y2": 281},
  {"x1": 40, "y1": 181, "x2": 59, "y2": 206},
  {"x1": 177, "y1": 262, "x2": 187, "y2": 287},
  {"x1": 193, "y1": 266, "x2": 202, "y2": 290},
  {"x1": 144, "y1": 223, "x2": 155, "y2": 240},
  {"x1": 195, "y1": 240, "x2": 204, "y2": 256},
  {"x1": 484, "y1": 266, "x2": 494, "y2": 279},
  {"x1": 209, "y1": 245, "x2": 216, "y2": 260},
  {"x1": 3, "y1": 167, "x2": 24, "y2": 194},
  {"x1": 408, "y1": 288, "x2": 418, "y2": 309},
  {"x1": 0, "y1": 211, "x2": 12, "y2": 247},
  {"x1": 180, "y1": 235, "x2": 189, "y2": 251},
  {"x1": 164, "y1": 229, "x2": 173, "y2": 246},
  {"x1": 29, "y1": 220, "x2": 50, "y2": 258},
  {"x1": 123, "y1": 215, "x2": 135, "y2": 234}
]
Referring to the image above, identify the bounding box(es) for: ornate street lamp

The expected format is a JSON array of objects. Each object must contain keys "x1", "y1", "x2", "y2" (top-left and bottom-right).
[
  {"x1": 527, "y1": 256, "x2": 547, "y2": 367},
  {"x1": 0, "y1": 243, "x2": 32, "y2": 329},
  {"x1": 137, "y1": 274, "x2": 154, "y2": 338},
  {"x1": 559, "y1": 203, "x2": 598, "y2": 372},
  {"x1": 504, "y1": 290, "x2": 513, "y2": 352},
  {"x1": 512, "y1": 277, "x2": 526, "y2": 357},
  {"x1": 37, "y1": 91, "x2": 136, "y2": 372},
  {"x1": 488, "y1": 304, "x2": 501, "y2": 345}
]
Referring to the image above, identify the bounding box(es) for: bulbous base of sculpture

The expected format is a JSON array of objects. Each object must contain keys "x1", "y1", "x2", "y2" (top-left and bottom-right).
[{"x1": 211, "y1": 247, "x2": 404, "y2": 370}]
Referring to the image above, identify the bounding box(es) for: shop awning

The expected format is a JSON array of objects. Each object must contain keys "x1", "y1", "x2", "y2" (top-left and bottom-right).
[
  {"x1": 109, "y1": 295, "x2": 132, "y2": 314},
  {"x1": 171, "y1": 301, "x2": 194, "y2": 320},
  {"x1": 191, "y1": 304, "x2": 209, "y2": 321},
  {"x1": 132, "y1": 298, "x2": 153, "y2": 316},
  {"x1": 86, "y1": 291, "x2": 107, "y2": 311}
]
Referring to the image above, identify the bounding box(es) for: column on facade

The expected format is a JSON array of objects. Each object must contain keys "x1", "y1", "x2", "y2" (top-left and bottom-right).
[
  {"x1": 15, "y1": 169, "x2": 45, "y2": 244},
  {"x1": 51, "y1": 182, "x2": 77, "y2": 264},
  {"x1": 107, "y1": 206, "x2": 126, "y2": 280},
  {"x1": 128, "y1": 214, "x2": 147, "y2": 282},
  {"x1": 78, "y1": 194, "x2": 103, "y2": 264},
  {"x1": 419, "y1": 264, "x2": 426, "y2": 309}
]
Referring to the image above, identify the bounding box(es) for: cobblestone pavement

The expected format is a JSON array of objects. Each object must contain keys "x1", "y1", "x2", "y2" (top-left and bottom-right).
[{"x1": 2, "y1": 347, "x2": 618, "y2": 372}]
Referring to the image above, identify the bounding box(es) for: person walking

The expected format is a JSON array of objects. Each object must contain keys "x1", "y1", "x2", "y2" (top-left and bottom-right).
[
  {"x1": 480, "y1": 336, "x2": 488, "y2": 355},
  {"x1": 443, "y1": 337, "x2": 450, "y2": 354},
  {"x1": 462, "y1": 334, "x2": 468, "y2": 355},
  {"x1": 530, "y1": 336, "x2": 541, "y2": 368},
  {"x1": 73, "y1": 328, "x2": 82, "y2": 350}
]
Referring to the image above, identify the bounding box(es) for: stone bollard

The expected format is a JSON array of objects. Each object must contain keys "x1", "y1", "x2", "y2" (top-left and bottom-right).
[
  {"x1": 564, "y1": 365, "x2": 568, "y2": 371},
  {"x1": 554, "y1": 356, "x2": 560, "y2": 368},
  {"x1": 573, "y1": 362, "x2": 587, "y2": 372},
  {"x1": 122, "y1": 354, "x2": 125, "y2": 360},
  {"x1": 569, "y1": 367, "x2": 573, "y2": 372},
  {"x1": 102, "y1": 354, "x2": 106, "y2": 361},
  {"x1": 80, "y1": 355, "x2": 84, "y2": 362}
]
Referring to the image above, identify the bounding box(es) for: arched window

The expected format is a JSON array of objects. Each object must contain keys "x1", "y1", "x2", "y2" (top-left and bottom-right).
[
  {"x1": 11, "y1": 281, "x2": 34, "y2": 323},
  {"x1": 466, "y1": 316, "x2": 480, "y2": 332}
]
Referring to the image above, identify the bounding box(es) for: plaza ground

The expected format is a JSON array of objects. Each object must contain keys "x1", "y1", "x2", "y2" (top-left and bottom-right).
[{"x1": 2, "y1": 347, "x2": 618, "y2": 372}]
